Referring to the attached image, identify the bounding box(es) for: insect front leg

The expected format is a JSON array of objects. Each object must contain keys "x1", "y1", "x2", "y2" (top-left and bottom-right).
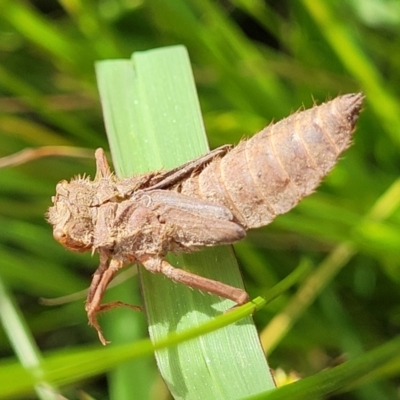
[
  {"x1": 86, "y1": 251, "x2": 140, "y2": 345},
  {"x1": 94, "y1": 148, "x2": 112, "y2": 179},
  {"x1": 140, "y1": 255, "x2": 249, "y2": 306}
]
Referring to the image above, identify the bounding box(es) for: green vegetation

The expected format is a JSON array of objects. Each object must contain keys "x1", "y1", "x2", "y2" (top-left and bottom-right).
[{"x1": 0, "y1": 1, "x2": 400, "y2": 399}]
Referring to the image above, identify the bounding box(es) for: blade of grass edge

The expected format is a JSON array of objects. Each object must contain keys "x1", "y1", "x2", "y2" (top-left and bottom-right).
[
  {"x1": 1, "y1": 304, "x2": 400, "y2": 398},
  {"x1": 247, "y1": 335, "x2": 400, "y2": 400},
  {"x1": 0, "y1": 275, "x2": 60, "y2": 400},
  {"x1": 95, "y1": 45, "x2": 275, "y2": 399}
]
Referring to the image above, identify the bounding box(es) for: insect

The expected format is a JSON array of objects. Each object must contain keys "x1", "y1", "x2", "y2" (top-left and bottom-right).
[{"x1": 47, "y1": 93, "x2": 364, "y2": 344}]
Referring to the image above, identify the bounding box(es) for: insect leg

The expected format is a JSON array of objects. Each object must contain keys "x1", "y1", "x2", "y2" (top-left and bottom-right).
[
  {"x1": 85, "y1": 253, "x2": 140, "y2": 345},
  {"x1": 94, "y1": 148, "x2": 112, "y2": 179},
  {"x1": 140, "y1": 255, "x2": 249, "y2": 306},
  {"x1": 146, "y1": 145, "x2": 232, "y2": 190}
]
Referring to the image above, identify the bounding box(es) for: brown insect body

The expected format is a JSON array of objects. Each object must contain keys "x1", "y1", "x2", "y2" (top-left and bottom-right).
[
  {"x1": 47, "y1": 93, "x2": 364, "y2": 344},
  {"x1": 180, "y1": 93, "x2": 363, "y2": 228}
]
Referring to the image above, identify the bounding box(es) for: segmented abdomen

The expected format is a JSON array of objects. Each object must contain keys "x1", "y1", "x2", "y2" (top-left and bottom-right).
[{"x1": 180, "y1": 93, "x2": 364, "y2": 229}]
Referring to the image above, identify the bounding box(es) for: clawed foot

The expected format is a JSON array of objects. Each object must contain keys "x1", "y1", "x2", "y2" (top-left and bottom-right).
[{"x1": 86, "y1": 301, "x2": 142, "y2": 345}]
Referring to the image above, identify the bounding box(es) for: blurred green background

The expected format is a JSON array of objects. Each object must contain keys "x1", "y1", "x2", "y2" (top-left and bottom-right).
[{"x1": 1, "y1": 0, "x2": 400, "y2": 399}]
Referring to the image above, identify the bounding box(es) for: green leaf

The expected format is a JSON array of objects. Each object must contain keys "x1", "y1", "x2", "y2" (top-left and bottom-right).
[{"x1": 95, "y1": 45, "x2": 275, "y2": 399}]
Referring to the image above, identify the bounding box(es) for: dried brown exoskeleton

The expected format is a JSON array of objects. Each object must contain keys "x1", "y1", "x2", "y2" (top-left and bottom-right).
[{"x1": 47, "y1": 93, "x2": 364, "y2": 344}]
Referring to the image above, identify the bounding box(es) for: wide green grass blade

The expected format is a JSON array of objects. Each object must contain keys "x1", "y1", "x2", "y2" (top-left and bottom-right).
[{"x1": 95, "y1": 45, "x2": 274, "y2": 399}]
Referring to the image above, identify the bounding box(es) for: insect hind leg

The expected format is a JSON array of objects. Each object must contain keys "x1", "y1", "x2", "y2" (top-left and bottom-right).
[{"x1": 140, "y1": 255, "x2": 249, "y2": 306}]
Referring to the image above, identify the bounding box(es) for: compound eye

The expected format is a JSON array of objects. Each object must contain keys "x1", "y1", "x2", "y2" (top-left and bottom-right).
[{"x1": 53, "y1": 229, "x2": 67, "y2": 243}]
